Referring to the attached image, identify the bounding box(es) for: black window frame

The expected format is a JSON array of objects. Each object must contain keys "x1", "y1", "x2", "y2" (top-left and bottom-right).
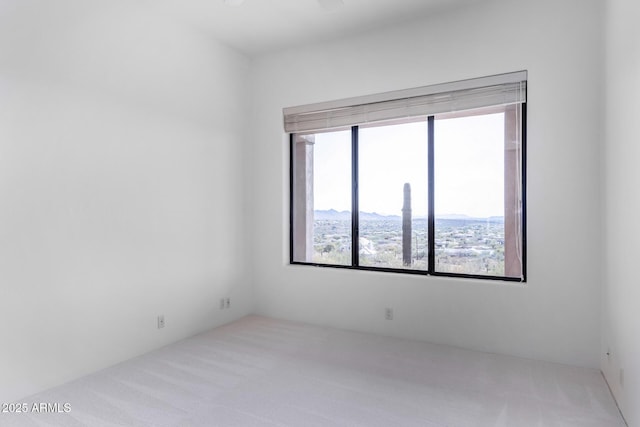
[{"x1": 289, "y1": 105, "x2": 527, "y2": 283}]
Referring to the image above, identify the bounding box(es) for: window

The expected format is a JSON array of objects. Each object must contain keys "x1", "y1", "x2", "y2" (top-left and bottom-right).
[{"x1": 287, "y1": 72, "x2": 526, "y2": 281}]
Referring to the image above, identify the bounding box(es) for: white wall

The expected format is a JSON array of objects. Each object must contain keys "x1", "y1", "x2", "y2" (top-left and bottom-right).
[
  {"x1": 249, "y1": 0, "x2": 604, "y2": 368},
  {"x1": 602, "y1": 0, "x2": 640, "y2": 424},
  {"x1": 0, "y1": 0, "x2": 252, "y2": 403}
]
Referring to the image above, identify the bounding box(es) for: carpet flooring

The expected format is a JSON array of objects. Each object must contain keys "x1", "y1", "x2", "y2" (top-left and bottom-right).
[{"x1": 3, "y1": 316, "x2": 626, "y2": 426}]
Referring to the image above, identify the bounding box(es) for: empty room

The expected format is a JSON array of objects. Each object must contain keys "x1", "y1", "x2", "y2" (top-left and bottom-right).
[{"x1": 0, "y1": 0, "x2": 638, "y2": 425}]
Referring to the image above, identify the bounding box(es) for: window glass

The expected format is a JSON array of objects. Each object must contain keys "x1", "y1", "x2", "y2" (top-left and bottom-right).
[
  {"x1": 359, "y1": 121, "x2": 428, "y2": 270},
  {"x1": 433, "y1": 109, "x2": 522, "y2": 278},
  {"x1": 292, "y1": 130, "x2": 351, "y2": 265}
]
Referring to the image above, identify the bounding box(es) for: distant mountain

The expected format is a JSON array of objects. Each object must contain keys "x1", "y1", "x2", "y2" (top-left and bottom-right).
[
  {"x1": 360, "y1": 211, "x2": 401, "y2": 221},
  {"x1": 487, "y1": 216, "x2": 505, "y2": 223},
  {"x1": 314, "y1": 209, "x2": 351, "y2": 220},
  {"x1": 314, "y1": 210, "x2": 400, "y2": 221},
  {"x1": 437, "y1": 214, "x2": 504, "y2": 223},
  {"x1": 314, "y1": 209, "x2": 503, "y2": 222},
  {"x1": 436, "y1": 213, "x2": 472, "y2": 220}
]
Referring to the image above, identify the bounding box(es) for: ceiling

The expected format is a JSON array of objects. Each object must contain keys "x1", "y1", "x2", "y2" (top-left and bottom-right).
[{"x1": 139, "y1": 0, "x2": 482, "y2": 56}]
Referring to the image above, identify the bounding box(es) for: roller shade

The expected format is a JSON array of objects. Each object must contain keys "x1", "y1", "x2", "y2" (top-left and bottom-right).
[{"x1": 284, "y1": 71, "x2": 527, "y2": 133}]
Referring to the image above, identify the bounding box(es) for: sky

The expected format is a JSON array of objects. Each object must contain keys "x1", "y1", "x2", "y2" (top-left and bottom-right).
[{"x1": 311, "y1": 112, "x2": 506, "y2": 218}]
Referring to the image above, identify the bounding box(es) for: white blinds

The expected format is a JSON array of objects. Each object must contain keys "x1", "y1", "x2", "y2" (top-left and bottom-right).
[{"x1": 284, "y1": 71, "x2": 527, "y2": 133}]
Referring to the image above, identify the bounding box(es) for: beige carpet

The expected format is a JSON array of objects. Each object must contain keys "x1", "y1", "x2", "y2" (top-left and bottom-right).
[{"x1": 3, "y1": 316, "x2": 625, "y2": 426}]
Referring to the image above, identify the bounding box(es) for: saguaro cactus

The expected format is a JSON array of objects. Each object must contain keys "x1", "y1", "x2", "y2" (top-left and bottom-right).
[{"x1": 402, "y1": 183, "x2": 412, "y2": 266}]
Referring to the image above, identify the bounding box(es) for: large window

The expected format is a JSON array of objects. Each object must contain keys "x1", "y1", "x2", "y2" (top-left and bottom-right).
[{"x1": 287, "y1": 72, "x2": 526, "y2": 281}]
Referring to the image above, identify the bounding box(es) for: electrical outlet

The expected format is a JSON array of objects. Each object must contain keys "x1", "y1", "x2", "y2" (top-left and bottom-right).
[
  {"x1": 385, "y1": 308, "x2": 393, "y2": 320},
  {"x1": 157, "y1": 315, "x2": 165, "y2": 329},
  {"x1": 226, "y1": 298, "x2": 231, "y2": 309},
  {"x1": 220, "y1": 298, "x2": 225, "y2": 310}
]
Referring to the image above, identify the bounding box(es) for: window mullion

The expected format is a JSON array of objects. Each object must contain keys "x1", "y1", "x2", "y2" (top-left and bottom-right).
[
  {"x1": 289, "y1": 134, "x2": 294, "y2": 264},
  {"x1": 352, "y1": 126, "x2": 359, "y2": 267},
  {"x1": 427, "y1": 116, "x2": 435, "y2": 274},
  {"x1": 521, "y1": 103, "x2": 527, "y2": 281}
]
